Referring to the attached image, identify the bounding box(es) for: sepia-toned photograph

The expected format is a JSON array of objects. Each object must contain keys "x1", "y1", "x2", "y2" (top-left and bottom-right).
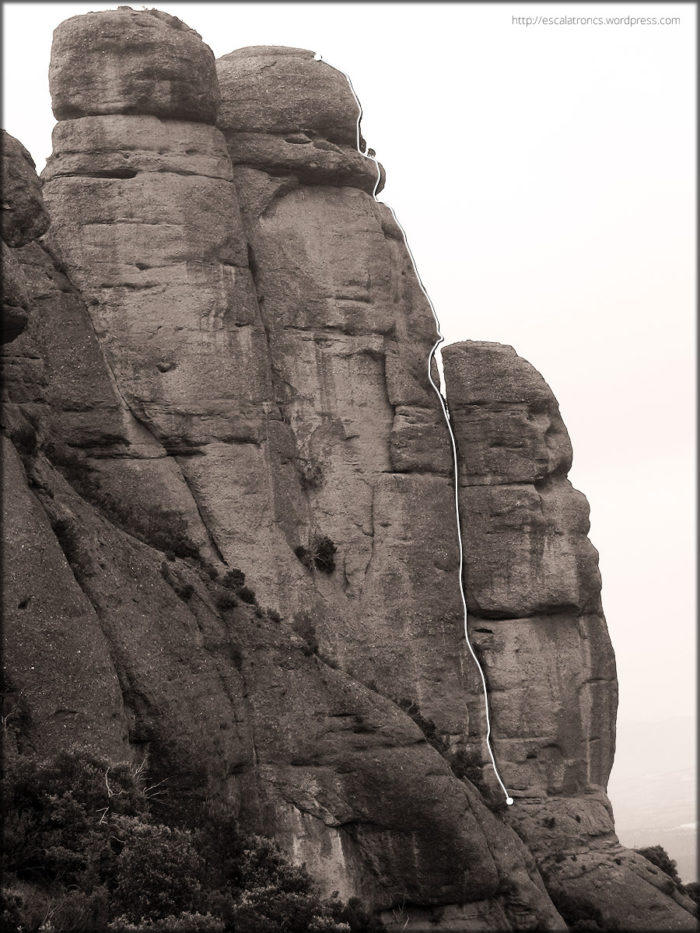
[{"x1": 1, "y1": 2, "x2": 695, "y2": 930}]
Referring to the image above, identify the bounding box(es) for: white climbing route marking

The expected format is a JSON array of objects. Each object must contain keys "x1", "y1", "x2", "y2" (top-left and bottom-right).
[{"x1": 327, "y1": 57, "x2": 513, "y2": 806}]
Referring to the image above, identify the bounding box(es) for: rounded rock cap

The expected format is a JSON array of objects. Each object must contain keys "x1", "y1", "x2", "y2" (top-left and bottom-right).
[
  {"x1": 216, "y1": 47, "x2": 360, "y2": 147},
  {"x1": 1, "y1": 131, "x2": 50, "y2": 247},
  {"x1": 49, "y1": 7, "x2": 219, "y2": 123}
]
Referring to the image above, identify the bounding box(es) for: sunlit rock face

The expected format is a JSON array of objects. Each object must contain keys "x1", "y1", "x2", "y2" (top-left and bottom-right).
[{"x1": 1, "y1": 8, "x2": 696, "y2": 930}]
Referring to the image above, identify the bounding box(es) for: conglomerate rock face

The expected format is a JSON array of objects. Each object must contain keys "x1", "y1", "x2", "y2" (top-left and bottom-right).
[
  {"x1": 443, "y1": 342, "x2": 695, "y2": 927},
  {"x1": 1, "y1": 8, "x2": 696, "y2": 931}
]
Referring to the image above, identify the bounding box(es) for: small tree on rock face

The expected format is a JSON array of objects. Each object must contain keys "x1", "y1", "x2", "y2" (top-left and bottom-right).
[
  {"x1": 635, "y1": 845, "x2": 682, "y2": 886},
  {"x1": 684, "y1": 882, "x2": 699, "y2": 905},
  {"x1": 312, "y1": 536, "x2": 336, "y2": 574}
]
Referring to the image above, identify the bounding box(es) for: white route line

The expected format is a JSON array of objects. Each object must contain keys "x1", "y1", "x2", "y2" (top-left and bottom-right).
[{"x1": 317, "y1": 52, "x2": 513, "y2": 805}]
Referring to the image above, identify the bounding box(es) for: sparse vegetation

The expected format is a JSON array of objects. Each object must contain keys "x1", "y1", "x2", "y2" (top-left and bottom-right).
[
  {"x1": 553, "y1": 891, "x2": 620, "y2": 931},
  {"x1": 635, "y1": 845, "x2": 682, "y2": 886},
  {"x1": 294, "y1": 545, "x2": 313, "y2": 570},
  {"x1": 294, "y1": 537, "x2": 337, "y2": 574},
  {"x1": 221, "y1": 570, "x2": 245, "y2": 591},
  {"x1": 684, "y1": 882, "x2": 699, "y2": 905},
  {"x1": 292, "y1": 613, "x2": 319, "y2": 656},
  {"x1": 312, "y1": 536, "x2": 336, "y2": 574},
  {"x1": 216, "y1": 593, "x2": 237, "y2": 614},
  {"x1": 159, "y1": 562, "x2": 195, "y2": 602},
  {"x1": 238, "y1": 586, "x2": 256, "y2": 605},
  {"x1": 298, "y1": 459, "x2": 324, "y2": 491},
  {"x1": 1, "y1": 747, "x2": 384, "y2": 933}
]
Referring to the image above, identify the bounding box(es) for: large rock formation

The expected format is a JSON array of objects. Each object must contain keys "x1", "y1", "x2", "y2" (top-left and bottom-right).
[
  {"x1": 2, "y1": 7, "x2": 696, "y2": 930},
  {"x1": 443, "y1": 342, "x2": 695, "y2": 927}
]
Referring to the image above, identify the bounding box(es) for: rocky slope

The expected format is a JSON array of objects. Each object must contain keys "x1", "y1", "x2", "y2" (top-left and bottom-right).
[{"x1": 1, "y1": 7, "x2": 696, "y2": 930}]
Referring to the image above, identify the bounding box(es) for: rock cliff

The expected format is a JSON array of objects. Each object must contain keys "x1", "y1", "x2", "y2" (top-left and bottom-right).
[{"x1": 1, "y1": 7, "x2": 695, "y2": 931}]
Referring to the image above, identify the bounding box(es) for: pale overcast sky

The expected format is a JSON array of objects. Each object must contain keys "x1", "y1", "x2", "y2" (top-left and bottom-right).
[{"x1": 2, "y1": 0, "x2": 696, "y2": 872}]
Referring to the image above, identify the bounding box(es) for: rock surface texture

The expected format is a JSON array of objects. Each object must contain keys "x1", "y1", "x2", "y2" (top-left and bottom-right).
[
  {"x1": 1, "y1": 8, "x2": 696, "y2": 931},
  {"x1": 443, "y1": 342, "x2": 696, "y2": 928}
]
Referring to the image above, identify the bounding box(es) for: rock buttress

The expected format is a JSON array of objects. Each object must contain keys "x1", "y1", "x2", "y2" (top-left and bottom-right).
[
  {"x1": 443, "y1": 341, "x2": 696, "y2": 930},
  {"x1": 215, "y1": 45, "x2": 483, "y2": 772}
]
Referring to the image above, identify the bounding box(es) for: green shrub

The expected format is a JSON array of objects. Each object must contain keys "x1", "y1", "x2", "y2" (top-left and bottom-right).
[
  {"x1": 49, "y1": 887, "x2": 110, "y2": 932},
  {"x1": 298, "y1": 460, "x2": 324, "y2": 491},
  {"x1": 159, "y1": 562, "x2": 195, "y2": 602},
  {"x1": 329, "y1": 895, "x2": 385, "y2": 932},
  {"x1": 2, "y1": 747, "x2": 147, "y2": 887},
  {"x1": 295, "y1": 537, "x2": 337, "y2": 574},
  {"x1": 553, "y1": 891, "x2": 619, "y2": 931},
  {"x1": 177, "y1": 583, "x2": 195, "y2": 601}
]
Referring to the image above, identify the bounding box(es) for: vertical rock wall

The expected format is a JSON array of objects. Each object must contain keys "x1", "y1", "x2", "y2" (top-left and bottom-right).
[
  {"x1": 215, "y1": 46, "x2": 480, "y2": 769},
  {"x1": 43, "y1": 17, "x2": 487, "y2": 779},
  {"x1": 2, "y1": 8, "x2": 695, "y2": 929},
  {"x1": 443, "y1": 341, "x2": 695, "y2": 928}
]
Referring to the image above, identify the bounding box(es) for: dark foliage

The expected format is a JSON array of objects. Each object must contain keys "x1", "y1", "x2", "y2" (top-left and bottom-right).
[
  {"x1": 553, "y1": 891, "x2": 620, "y2": 931},
  {"x1": 684, "y1": 882, "x2": 699, "y2": 904},
  {"x1": 294, "y1": 536, "x2": 337, "y2": 574},
  {"x1": 298, "y1": 459, "x2": 324, "y2": 491},
  {"x1": 635, "y1": 845, "x2": 682, "y2": 886},
  {"x1": 294, "y1": 545, "x2": 313, "y2": 570},
  {"x1": 1, "y1": 747, "x2": 383, "y2": 932},
  {"x1": 238, "y1": 586, "x2": 256, "y2": 605},
  {"x1": 312, "y1": 536, "x2": 336, "y2": 574},
  {"x1": 221, "y1": 569, "x2": 245, "y2": 591},
  {"x1": 216, "y1": 593, "x2": 237, "y2": 614}
]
